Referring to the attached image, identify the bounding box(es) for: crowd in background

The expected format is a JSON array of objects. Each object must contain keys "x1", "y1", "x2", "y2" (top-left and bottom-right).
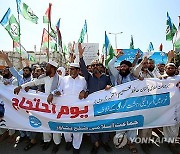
[{"x1": 0, "y1": 44, "x2": 180, "y2": 154}]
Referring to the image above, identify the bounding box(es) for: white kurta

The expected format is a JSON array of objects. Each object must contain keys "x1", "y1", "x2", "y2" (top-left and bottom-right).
[
  {"x1": 163, "y1": 75, "x2": 180, "y2": 142},
  {"x1": 58, "y1": 75, "x2": 87, "y2": 149}
]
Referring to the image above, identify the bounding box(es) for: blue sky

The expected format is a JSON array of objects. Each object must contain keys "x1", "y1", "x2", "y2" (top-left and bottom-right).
[{"x1": 0, "y1": 0, "x2": 179, "y2": 53}]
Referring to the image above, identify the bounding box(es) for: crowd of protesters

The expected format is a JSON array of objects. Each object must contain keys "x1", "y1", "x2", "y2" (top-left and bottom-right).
[{"x1": 0, "y1": 44, "x2": 180, "y2": 154}]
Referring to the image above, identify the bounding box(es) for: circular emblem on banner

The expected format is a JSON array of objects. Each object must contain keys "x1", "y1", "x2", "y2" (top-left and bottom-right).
[
  {"x1": 29, "y1": 116, "x2": 42, "y2": 128},
  {"x1": 10, "y1": 23, "x2": 19, "y2": 37},
  {"x1": 160, "y1": 52, "x2": 165, "y2": 57}
]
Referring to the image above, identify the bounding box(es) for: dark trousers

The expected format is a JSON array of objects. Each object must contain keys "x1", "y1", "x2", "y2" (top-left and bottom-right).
[{"x1": 90, "y1": 133, "x2": 110, "y2": 144}]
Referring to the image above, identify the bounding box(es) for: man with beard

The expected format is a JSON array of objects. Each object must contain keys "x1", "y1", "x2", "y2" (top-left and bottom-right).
[
  {"x1": 0, "y1": 51, "x2": 32, "y2": 85},
  {"x1": 108, "y1": 50, "x2": 138, "y2": 153},
  {"x1": 0, "y1": 67, "x2": 17, "y2": 143},
  {"x1": 48, "y1": 63, "x2": 87, "y2": 154},
  {"x1": 14, "y1": 60, "x2": 62, "y2": 154},
  {"x1": 132, "y1": 57, "x2": 155, "y2": 153},
  {"x1": 0, "y1": 51, "x2": 32, "y2": 146},
  {"x1": 78, "y1": 43, "x2": 112, "y2": 154},
  {"x1": 1, "y1": 67, "x2": 18, "y2": 86},
  {"x1": 157, "y1": 63, "x2": 165, "y2": 75},
  {"x1": 160, "y1": 63, "x2": 180, "y2": 154},
  {"x1": 147, "y1": 59, "x2": 161, "y2": 78}
]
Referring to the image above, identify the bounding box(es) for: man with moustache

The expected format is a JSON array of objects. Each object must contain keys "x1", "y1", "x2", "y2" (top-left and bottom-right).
[
  {"x1": 0, "y1": 51, "x2": 32, "y2": 146},
  {"x1": 78, "y1": 43, "x2": 112, "y2": 154},
  {"x1": 48, "y1": 63, "x2": 87, "y2": 154},
  {"x1": 108, "y1": 50, "x2": 138, "y2": 153},
  {"x1": 13, "y1": 60, "x2": 62, "y2": 154},
  {"x1": 0, "y1": 67, "x2": 17, "y2": 142},
  {"x1": 0, "y1": 51, "x2": 32, "y2": 86},
  {"x1": 160, "y1": 63, "x2": 180, "y2": 154},
  {"x1": 147, "y1": 58, "x2": 162, "y2": 78}
]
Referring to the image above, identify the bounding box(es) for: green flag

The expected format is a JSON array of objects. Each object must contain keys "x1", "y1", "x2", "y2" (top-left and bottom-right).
[
  {"x1": 28, "y1": 54, "x2": 36, "y2": 62},
  {"x1": 174, "y1": 36, "x2": 180, "y2": 49},
  {"x1": 63, "y1": 44, "x2": 68, "y2": 55},
  {"x1": 166, "y1": 23, "x2": 177, "y2": 41},
  {"x1": 0, "y1": 8, "x2": 20, "y2": 42},
  {"x1": 105, "y1": 45, "x2": 114, "y2": 67},
  {"x1": 166, "y1": 12, "x2": 177, "y2": 41},
  {"x1": 104, "y1": 31, "x2": 114, "y2": 67},
  {"x1": 78, "y1": 20, "x2": 87, "y2": 43},
  {"x1": 174, "y1": 17, "x2": 180, "y2": 49},
  {"x1": 16, "y1": 0, "x2": 38, "y2": 24},
  {"x1": 21, "y1": 3, "x2": 38, "y2": 24}
]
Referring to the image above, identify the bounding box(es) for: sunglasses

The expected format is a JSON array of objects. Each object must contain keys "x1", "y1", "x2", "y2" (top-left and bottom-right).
[
  {"x1": 69, "y1": 67, "x2": 79, "y2": 70},
  {"x1": 91, "y1": 64, "x2": 100, "y2": 67}
]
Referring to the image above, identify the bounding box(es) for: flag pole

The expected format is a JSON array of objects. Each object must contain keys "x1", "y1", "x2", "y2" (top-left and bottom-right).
[
  {"x1": 39, "y1": 28, "x2": 45, "y2": 64},
  {"x1": 87, "y1": 33, "x2": 88, "y2": 43},
  {"x1": 172, "y1": 31, "x2": 176, "y2": 63},
  {"x1": 47, "y1": 22, "x2": 50, "y2": 61},
  {"x1": 17, "y1": 10, "x2": 23, "y2": 69},
  {"x1": 12, "y1": 41, "x2": 14, "y2": 65},
  {"x1": 39, "y1": 48, "x2": 42, "y2": 63}
]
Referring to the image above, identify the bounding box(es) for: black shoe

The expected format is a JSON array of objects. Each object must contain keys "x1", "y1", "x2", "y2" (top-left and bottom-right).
[
  {"x1": 42, "y1": 142, "x2": 51, "y2": 151},
  {"x1": 40, "y1": 140, "x2": 45, "y2": 147},
  {"x1": 24, "y1": 142, "x2": 36, "y2": 151},
  {"x1": 90, "y1": 145, "x2": 99, "y2": 154},
  {"x1": 51, "y1": 144, "x2": 60, "y2": 154},
  {"x1": 65, "y1": 142, "x2": 72, "y2": 151},
  {"x1": 73, "y1": 147, "x2": 80, "y2": 154},
  {"x1": 168, "y1": 143, "x2": 179, "y2": 154},
  {"x1": 102, "y1": 143, "x2": 112, "y2": 152}
]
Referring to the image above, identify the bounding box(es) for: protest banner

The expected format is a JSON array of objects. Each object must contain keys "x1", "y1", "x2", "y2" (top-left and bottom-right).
[
  {"x1": 149, "y1": 51, "x2": 168, "y2": 64},
  {"x1": 74, "y1": 43, "x2": 99, "y2": 65},
  {"x1": 115, "y1": 49, "x2": 143, "y2": 66},
  {"x1": 0, "y1": 77, "x2": 179, "y2": 133}
]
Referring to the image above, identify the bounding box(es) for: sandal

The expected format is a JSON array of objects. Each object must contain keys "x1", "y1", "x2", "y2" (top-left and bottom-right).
[
  {"x1": 24, "y1": 142, "x2": 36, "y2": 151},
  {"x1": 127, "y1": 143, "x2": 138, "y2": 153}
]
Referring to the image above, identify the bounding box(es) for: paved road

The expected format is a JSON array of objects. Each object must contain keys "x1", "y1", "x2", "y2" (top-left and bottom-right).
[{"x1": 0, "y1": 132, "x2": 179, "y2": 154}]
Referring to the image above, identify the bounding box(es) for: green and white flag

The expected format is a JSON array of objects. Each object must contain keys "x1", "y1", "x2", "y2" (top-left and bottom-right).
[
  {"x1": 166, "y1": 12, "x2": 177, "y2": 41},
  {"x1": 0, "y1": 8, "x2": 20, "y2": 42},
  {"x1": 174, "y1": 16, "x2": 180, "y2": 49},
  {"x1": 78, "y1": 20, "x2": 87, "y2": 43},
  {"x1": 28, "y1": 54, "x2": 36, "y2": 62},
  {"x1": 16, "y1": 0, "x2": 39, "y2": 24},
  {"x1": 104, "y1": 31, "x2": 114, "y2": 67}
]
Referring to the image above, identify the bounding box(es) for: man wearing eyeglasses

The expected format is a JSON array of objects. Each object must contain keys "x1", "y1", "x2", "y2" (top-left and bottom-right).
[{"x1": 78, "y1": 43, "x2": 112, "y2": 154}]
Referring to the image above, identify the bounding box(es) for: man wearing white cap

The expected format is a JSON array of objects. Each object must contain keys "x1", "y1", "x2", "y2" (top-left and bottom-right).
[
  {"x1": 160, "y1": 63, "x2": 180, "y2": 154},
  {"x1": 14, "y1": 60, "x2": 62, "y2": 153},
  {"x1": 48, "y1": 62, "x2": 87, "y2": 154}
]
